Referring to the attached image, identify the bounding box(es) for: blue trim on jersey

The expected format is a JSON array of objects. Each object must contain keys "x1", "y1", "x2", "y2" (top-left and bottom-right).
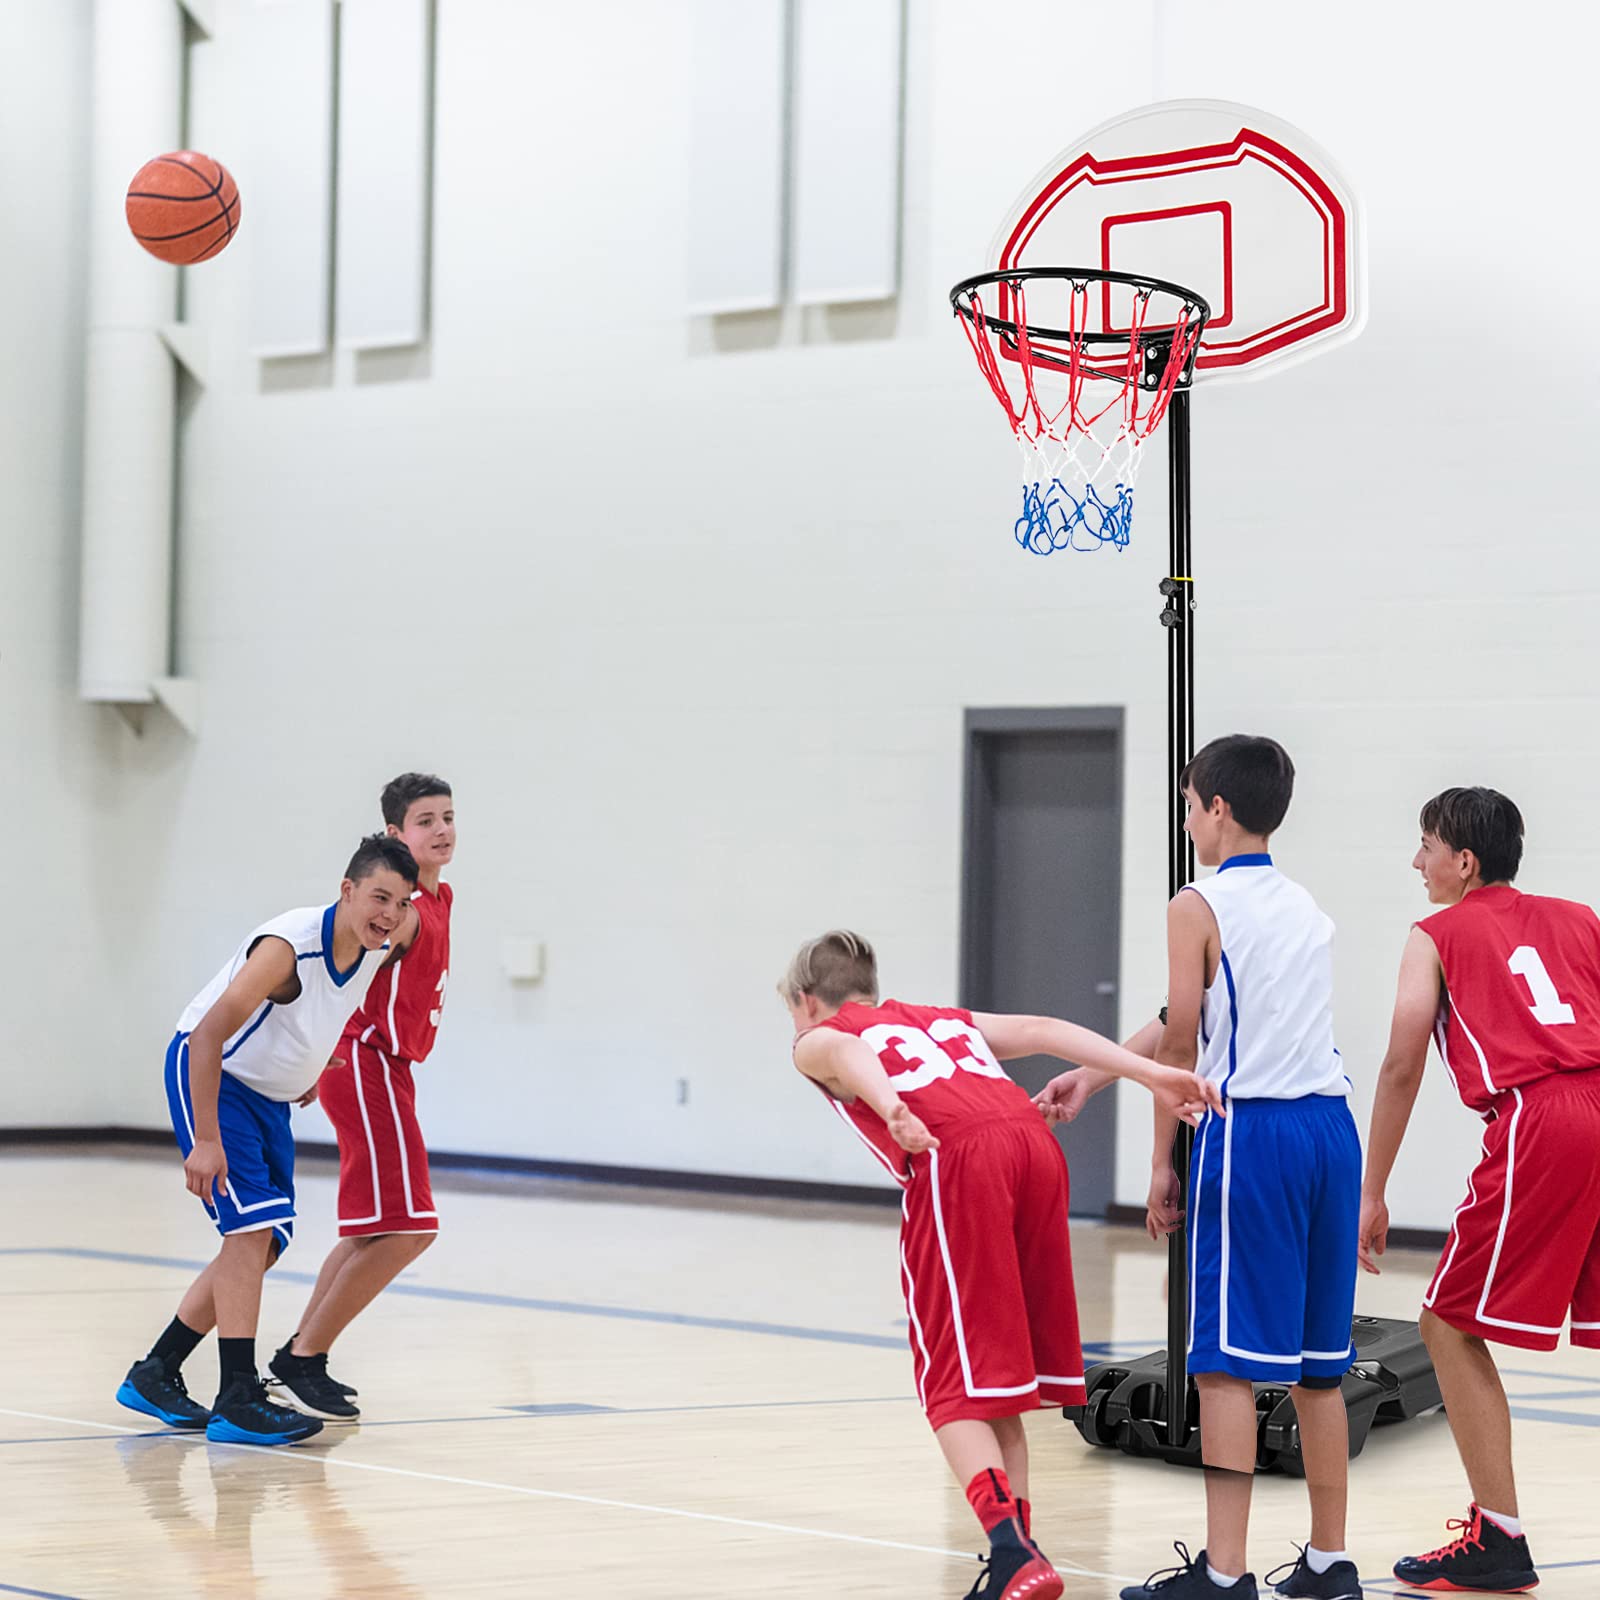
[
  {"x1": 1217, "y1": 853, "x2": 1273, "y2": 871},
  {"x1": 1218, "y1": 950, "x2": 1240, "y2": 1096},
  {"x1": 319, "y1": 903, "x2": 366, "y2": 987},
  {"x1": 221, "y1": 1001, "x2": 274, "y2": 1061}
]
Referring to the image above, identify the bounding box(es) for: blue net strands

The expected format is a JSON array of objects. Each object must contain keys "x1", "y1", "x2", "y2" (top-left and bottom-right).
[{"x1": 1016, "y1": 479, "x2": 1135, "y2": 555}]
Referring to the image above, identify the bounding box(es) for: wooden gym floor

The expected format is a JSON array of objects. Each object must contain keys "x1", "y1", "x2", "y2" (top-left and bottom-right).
[{"x1": 3, "y1": 1144, "x2": 1597, "y2": 1598}]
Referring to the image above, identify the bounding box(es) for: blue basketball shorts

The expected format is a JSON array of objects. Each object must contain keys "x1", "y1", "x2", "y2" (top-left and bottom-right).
[
  {"x1": 1187, "y1": 1094, "x2": 1360, "y2": 1383},
  {"x1": 164, "y1": 1032, "x2": 296, "y2": 1257}
]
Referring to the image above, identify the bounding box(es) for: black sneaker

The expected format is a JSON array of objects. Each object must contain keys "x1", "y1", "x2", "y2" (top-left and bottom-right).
[
  {"x1": 1265, "y1": 1547, "x2": 1364, "y2": 1599},
  {"x1": 116, "y1": 1356, "x2": 210, "y2": 1429},
  {"x1": 205, "y1": 1374, "x2": 324, "y2": 1446},
  {"x1": 268, "y1": 1342, "x2": 360, "y2": 1421},
  {"x1": 1392, "y1": 1506, "x2": 1537, "y2": 1593},
  {"x1": 285, "y1": 1332, "x2": 356, "y2": 1397},
  {"x1": 1122, "y1": 1544, "x2": 1259, "y2": 1600},
  {"x1": 963, "y1": 1519, "x2": 1064, "y2": 1600}
]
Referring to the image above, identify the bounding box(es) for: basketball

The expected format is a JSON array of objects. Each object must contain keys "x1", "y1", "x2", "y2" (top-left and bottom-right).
[{"x1": 124, "y1": 150, "x2": 241, "y2": 265}]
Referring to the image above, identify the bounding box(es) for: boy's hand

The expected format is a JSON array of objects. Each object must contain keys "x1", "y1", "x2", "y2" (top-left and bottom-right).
[
  {"x1": 885, "y1": 1100, "x2": 939, "y2": 1155},
  {"x1": 1358, "y1": 1193, "x2": 1389, "y2": 1275},
  {"x1": 296, "y1": 1079, "x2": 321, "y2": 1108},
  {"x1": 1033, "y1": 1071, "x2": 1097, "y2": 1126},
  {"x1": 1149, "y1": 1065, "x2": 1224, "y2": 1126},
  {"x1": 1146, "y1": 1164, "x2": 1183, "y2": 1241},
  {"x1": 185, "y1": 1138, "x2": 228, "y2": 1203}
]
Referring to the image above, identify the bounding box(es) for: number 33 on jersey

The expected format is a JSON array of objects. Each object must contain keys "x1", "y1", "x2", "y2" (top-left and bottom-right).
[{"x1": 808, "y1": 1000, "x2": 1041, "y2": 1183}]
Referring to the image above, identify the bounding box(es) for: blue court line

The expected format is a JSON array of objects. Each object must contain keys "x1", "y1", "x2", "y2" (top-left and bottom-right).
[
  {"x1": 1505, "y1": 1387, "x2": 1600, "y2": 1403},
  {"x1": 1507, "y1": 1405, "x2": 1600, "y2": 1428},
  {"x1": 1498, "y1": 1365, "x2": 1600, "y2": 1384},
  {"x1": 355, "y1": 1396, "x2": 914, "y2": 1429},
  {"x1": 0, "y1": 1396, "x2": 915, "y2": 1448},
  {"x1": 0, "y1": 1248, "x2": 908, "y2": 1351},
  {"x1": 0, "y1": 1431, "x2": 171, "y2": 1448},
  {"x1": 0, "y1": 1585, "x2": 89, "y2": 1599}
]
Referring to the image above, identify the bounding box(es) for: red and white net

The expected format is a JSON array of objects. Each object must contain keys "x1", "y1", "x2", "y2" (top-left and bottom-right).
[{"x1": 954, "y1": 273, "x2": 1206, "y2": 554}]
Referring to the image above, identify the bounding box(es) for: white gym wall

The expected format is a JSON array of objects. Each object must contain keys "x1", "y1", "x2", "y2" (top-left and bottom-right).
[{"x1": 6, "y1": 0, "x2": 1596, "y2": 1233}]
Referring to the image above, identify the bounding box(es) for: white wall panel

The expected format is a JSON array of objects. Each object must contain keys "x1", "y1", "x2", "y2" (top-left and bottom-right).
[
  {"x1": 335, "y1": 0, "x2": 432, "y2": 350},
  {"x1": 686, "y1": 0, "x2": 787, "y2": 314},
  {"x1": 791, "y1": 0, "x2": 903, "y2": 304},
  {"x1": 17, "y1": 0, "x2": 1599, "y2": 1225},
  {"x1": 245, "y1": 0, "x2": 334, "y2": 357}
]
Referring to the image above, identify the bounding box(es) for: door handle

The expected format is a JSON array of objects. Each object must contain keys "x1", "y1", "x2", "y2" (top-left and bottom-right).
[{"x1": 1095, "y1": 981, "x2": 1117, "y2": 996}]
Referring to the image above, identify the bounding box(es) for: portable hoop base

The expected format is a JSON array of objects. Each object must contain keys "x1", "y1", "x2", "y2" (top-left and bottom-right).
[{"x1": 1072, "y1": 1316, "x2": 1442, "y2": 1473}]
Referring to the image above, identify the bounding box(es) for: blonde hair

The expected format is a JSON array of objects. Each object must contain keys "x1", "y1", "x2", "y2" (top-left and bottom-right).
[{"x1": 779, "y1": 930, "x2": 879, "y2": 1007}]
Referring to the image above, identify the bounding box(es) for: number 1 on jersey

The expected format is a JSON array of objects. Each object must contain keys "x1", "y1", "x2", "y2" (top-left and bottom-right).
[{"x1": 1508, "y1": 945, "x2": 1576, "y2": 1026}]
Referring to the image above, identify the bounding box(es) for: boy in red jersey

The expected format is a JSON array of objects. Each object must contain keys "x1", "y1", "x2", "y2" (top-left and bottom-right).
[
  {"x1": 782, "y1": 930, "x2": 1223, "y2": 1600},
  {"x1": 269, "y1": 774, "x2": 456, "y2": 1419},
  {"x1": 1360, "y1": 787, "x2": 1600, "y2": 1594}
]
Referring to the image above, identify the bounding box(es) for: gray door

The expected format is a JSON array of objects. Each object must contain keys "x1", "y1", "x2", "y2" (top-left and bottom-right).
[{"x1": 960, "y1": 709, "x2": 1124, "y2": 1217}]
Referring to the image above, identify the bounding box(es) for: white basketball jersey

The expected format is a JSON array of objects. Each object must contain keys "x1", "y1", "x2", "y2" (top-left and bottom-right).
[
  {"x1": 1186, "y1": 856, "x2": 1348, "y2": 1100},
  {"x1": 176, "y1": 904, "x2": 389, "y2": 1102}
]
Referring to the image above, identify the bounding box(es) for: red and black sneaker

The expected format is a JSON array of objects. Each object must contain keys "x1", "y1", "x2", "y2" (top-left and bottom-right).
[
  {"x1": 964, "y1": 1519, "x2": 1065, "y2": 1600},
  {"x1": 1393, "y1": 1506, "x2": 1538, "y2": 1593}
]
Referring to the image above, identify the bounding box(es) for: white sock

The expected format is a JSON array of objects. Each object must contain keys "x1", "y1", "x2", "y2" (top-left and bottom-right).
[
  {"x1": 1307, "y1": 1547, "x2": 1349, "y2": 1573},
  {"x1": 1479, "y1": 1507, "x2": 1522, "y2": 1537},
  {"x1": 1206, "y1": 1565, "x2": 1241, "y2": 1589}
]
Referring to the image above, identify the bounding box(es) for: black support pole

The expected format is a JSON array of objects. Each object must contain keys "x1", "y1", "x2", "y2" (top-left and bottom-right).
[{"x1": 1160, "y1": 387, "x2": 1196, "y2": 1450}]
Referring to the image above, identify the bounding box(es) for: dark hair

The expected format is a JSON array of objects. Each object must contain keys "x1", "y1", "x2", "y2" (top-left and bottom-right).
[
  {"x1": 381, "y1": 772, "x2": 452, "y2": 829},
  {"x1": 346, "y1": 833, "x2": 419, "y2": 887},
  {"x1": 1180, "y1": 734, "x2": 1295, "y2": 836},
  {"x1": 1420, "y1": 787, "x2": 1524, "y2": 885}
]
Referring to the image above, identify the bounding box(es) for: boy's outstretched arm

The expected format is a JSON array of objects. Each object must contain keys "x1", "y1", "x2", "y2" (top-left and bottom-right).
[
  {"x1": 1034, "y1": 1017, "x2": 1162, "y2": 1123},
  {"x1": 972, "y1": 1009, "x2": 1222, "y2": 1125},
  {"x1": 184, "y1": 937, "x2": 299, "y2": 1203},
  {"x1": 1359, "y1": 926, "x2": 1442, "y2": 1273},
  {"x1": 1147, "y1": 891, "x2": 1213, "y2": 1238},
  {"x1": 793, "y1": 1029, "x2": 939, "y2": 1154}
]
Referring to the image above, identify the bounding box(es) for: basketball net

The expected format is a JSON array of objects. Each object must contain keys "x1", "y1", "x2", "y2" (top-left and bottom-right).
[{"x1": 954, "y1": 273, "x2": 1206, "y2": 555}]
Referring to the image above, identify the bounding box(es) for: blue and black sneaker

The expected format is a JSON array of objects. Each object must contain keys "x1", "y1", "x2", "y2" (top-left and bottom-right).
[
  {"x1": 204, "y1": 1373, "x2": 323, "y2": 1446},
  {"x1": 116, "y1": 1356, "x2": 210, "y2": 1430},
  {"x1": 1122, "y1": 1545, "x2": 1259, "y2": 1600},
  {"x1": 1265, "y1": 1547, "x2": 1363, "y2": 1599}
]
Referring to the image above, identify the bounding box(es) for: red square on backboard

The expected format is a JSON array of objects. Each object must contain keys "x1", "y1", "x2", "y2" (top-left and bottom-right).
[{"x1": 1101, "y1": 203, "x2": 1233, "y2": 334}]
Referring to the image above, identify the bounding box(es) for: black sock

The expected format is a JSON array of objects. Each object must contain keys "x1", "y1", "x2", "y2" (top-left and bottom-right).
[
  {"x1": 218, "y1": 1337, "x2": 256, "y2": 1392},
  {"x1": 147, "y1": 1316, "x2": 205, "y2": 1373}
]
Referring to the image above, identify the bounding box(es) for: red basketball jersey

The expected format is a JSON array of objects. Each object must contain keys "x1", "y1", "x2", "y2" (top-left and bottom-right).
[
  {"x1": 346, "y1": 881, "x2": 453, "y2": 1064},
  {"x1": 808, "y1": 999, "x2": 1036, "y2": 1183},
  {"x1": 1420, "y1": 885, "x2": 1600, "y2": 1112}
]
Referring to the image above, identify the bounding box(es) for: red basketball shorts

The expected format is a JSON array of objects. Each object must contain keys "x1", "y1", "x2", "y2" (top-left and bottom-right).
[
  {"x1": 317, "y1": 1034, "x2": 439, "y2": 1239},
  {"x1": 1424, "y1": 1068, "x2": 1600, "y2": 1351},
  {"x1": 899, "y1": 1115, "x2": 1084, "y2": 1429}
]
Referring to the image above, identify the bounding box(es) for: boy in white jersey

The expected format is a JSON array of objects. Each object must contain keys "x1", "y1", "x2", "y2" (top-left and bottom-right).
[
  {"x1": 1040, "y1": 737, "x2": 1363, "y2": 1600},
  {"x1": 116, "y1": 835, "x2": 419, "y2": 1446}
]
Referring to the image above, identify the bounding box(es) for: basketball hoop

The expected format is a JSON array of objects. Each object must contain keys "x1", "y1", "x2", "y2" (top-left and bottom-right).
[{"x1": 950, "y1": 267, "x2": 1209, "y2": 555}]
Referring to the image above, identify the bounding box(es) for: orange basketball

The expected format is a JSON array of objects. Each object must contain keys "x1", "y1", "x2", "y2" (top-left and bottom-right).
[{"x1": 125, "y1": 150, "x2": 241, "y2": 265}]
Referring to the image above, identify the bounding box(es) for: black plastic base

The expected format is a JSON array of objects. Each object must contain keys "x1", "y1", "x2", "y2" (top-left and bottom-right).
[{"x1": 1069, "y1": 1315, "x2": 1442, "y2": 1474}]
